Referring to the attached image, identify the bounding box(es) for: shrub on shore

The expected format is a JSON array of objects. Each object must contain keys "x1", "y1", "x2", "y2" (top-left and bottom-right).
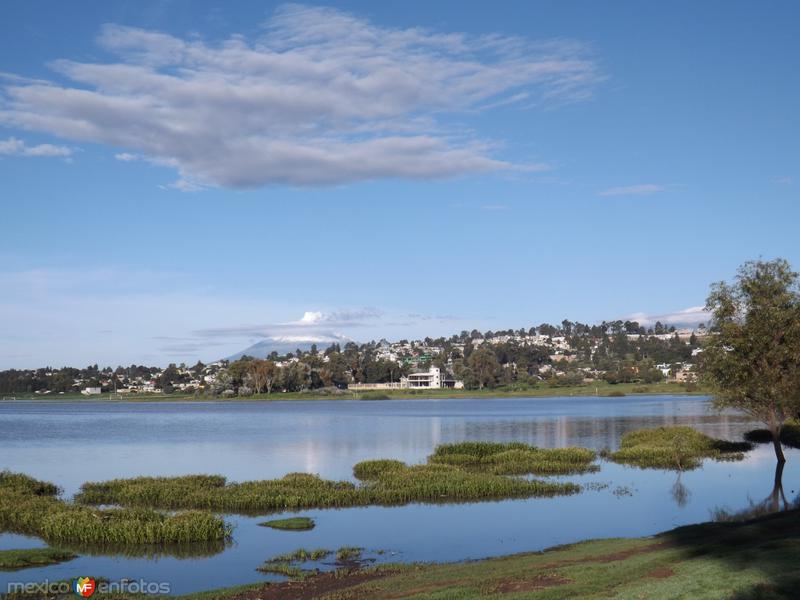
[
  {"x1": 604, "y1": 426, "x2": 752, "y2": 470},
  {"x1": 0, "y1": 471, "x2": 230, "y2": 547}
]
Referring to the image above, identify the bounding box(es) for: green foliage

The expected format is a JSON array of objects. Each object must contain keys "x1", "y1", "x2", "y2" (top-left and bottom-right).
[
  {"x1": 77, "y1": 448, "x2": 581, "y2": 514},
  {"x1": 606, "y1": 426, "x2": 752, "y2": 470},
  {"x1": 0, "y1": 548, "x2": 76, "y2": 571},
  {"x1": 429, "y1": 442, "x2": 598, "y2": 475},
  {"x1": 255, "y1": 562, "x2": 306, "y2": 579},
  {"x1": 335, "y1": 546, "x2": 363, "y2": 562},
  {"x1": 258, "y1": 516, "x2": 315, "y2": 530},
  {"x1": 699, "y1": 258, "x2": 800, "y2": 461},
  {"x1": 353, "y1": 460, "x2": 406, "y2": 480},
  {"x1": 0, "y1": 471, "x2": 230, "y2": 547},
  {"x1": 0, "y1": 471, "x2": 60, "y2": 497}
]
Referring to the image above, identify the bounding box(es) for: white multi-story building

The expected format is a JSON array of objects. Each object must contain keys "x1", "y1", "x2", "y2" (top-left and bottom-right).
[{"x1": 405, "y1": 366, "x2": 442, "y2": 388}]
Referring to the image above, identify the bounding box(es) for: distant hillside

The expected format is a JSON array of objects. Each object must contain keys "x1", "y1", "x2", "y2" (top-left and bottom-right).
[{"x1": 226, "y1": 338, "x2": 342, "y2": 361}]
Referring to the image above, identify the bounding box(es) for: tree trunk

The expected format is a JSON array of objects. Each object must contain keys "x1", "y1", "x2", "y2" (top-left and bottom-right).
[{"x1": 772, "y1": 428, "x2": 786, "y2": 463}]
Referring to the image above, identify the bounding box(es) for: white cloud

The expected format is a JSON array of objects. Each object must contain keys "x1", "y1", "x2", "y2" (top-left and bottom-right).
[
  {"x1": 599, "y1": 184, "x2": 665, "y2": 197},
  {"x1": 0, "y1": 136, "x2": 72, "y2": 157},
  {"x1": 0, "y1": 4, "x2": 601, "y2": 188},
  {"x1": 114, "y1": 152, "x2": 137, "y2": 161},
  {"x1": 625, "y1": 306, "x2": 709, "y2": 327},
  {"x1": 775, "y1": 176, "x2": 793, "y2": 185}
]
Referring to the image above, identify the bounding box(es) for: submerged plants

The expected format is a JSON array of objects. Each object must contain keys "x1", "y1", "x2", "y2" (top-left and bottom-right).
[{"x1": 604, "y1": 426, "x2": 752, "y2": 470}]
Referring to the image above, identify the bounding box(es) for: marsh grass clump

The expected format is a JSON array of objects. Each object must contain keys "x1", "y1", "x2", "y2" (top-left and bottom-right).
[
  {"x1": 267, "y1": 548, "x2": 330, "y2": 563},
  {"x1": 607, "y1": 426, "x2": 753, "y2": 470},
  {"x1": 0, "y1": 471, "x2": 230, "y2": 547},
  {"x1": 0, "y1": 471, "x2": 60, "y2": 497},
  {"x1": 353, "y1": 460, "x2": 406, "y2": 480},
  {"x1": 0, "y1": 548, "x2": 76, "y2": 571},
  {"x1": 429, "y1": 442, "x2": 598, "y2": 475},
  {"x1": 256, "y1": 562, "x2": 306, "y2": 579},
  {"x1": 77, "y1": 456, "x2": 580, "y2": 514},
  {"x1": 258, "y1": 516, "x2": 315, "y2": 531},
  {"x1": 335, "y1": 546, "x2": 363, "y2": 562}
]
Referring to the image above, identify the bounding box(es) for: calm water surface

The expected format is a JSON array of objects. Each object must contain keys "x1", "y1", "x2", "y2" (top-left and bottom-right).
[{"x1": 1, "y1": 396, "x2": 796, "y2": 594}]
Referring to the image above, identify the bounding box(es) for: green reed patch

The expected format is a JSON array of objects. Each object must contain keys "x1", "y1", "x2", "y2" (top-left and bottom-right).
[
  {"x1": 77, "y1": 456, "x2": 580, "y2": 514},
  {"x1": 428, "y1": 442, "x2": 598, "y2": 475},
  {"x1": 0, "y1": 471, "x2": 230, "y2": 547},
  {"x1": 255, "y1": 562, "x2": 306, "y2": 579},
  {"x1": 604, "y1": 426, "x2": 753, "y2": 470},
  {"x1": 335, "y1": 546, "x2": 363, "y2": 562},
  {"x1": 258, "y1": 516, "x2": 315, "y2": 531},
  {"x1": 353, "y1": 460, "x2": 406, "y2": 480},
  {"x1": 0, "y1": 548, "x2": 76, "y2": 571}
]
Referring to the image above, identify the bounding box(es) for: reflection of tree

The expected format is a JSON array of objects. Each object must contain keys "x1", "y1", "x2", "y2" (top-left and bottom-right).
[
  {"x1": 670, "y1": 473, "x2": 691, "y2": 508},
  {"x1": 713, "y1": 461, "x2": 797, "y2": 522},
  {"x1": 666, "y1": 462, "x2": 800, "y2": 600}
]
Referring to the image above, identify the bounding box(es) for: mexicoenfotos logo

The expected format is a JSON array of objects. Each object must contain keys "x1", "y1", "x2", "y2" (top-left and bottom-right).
[{"x1": 73, "y1": 577, "x2": 96, "y2": 598}]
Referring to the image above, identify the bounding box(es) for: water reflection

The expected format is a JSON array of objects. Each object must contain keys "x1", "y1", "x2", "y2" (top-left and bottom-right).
[
  {"x1": 671, "y1": 473, "x2": 691, "y2": 508},
  {"x1": 713, "y1": 461, "x2": 798, "y2": 521},
  {"x1": 0, "y1": 397, "x2": 755, "y2": 497}
]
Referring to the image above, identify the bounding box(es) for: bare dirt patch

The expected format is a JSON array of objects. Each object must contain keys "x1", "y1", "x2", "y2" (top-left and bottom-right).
[
  {"x1": 646, "y1": 566, "x2": 675, "y2": 579},
  {"x1": 492, "y1": 573, "x2": 570, "y2": 593},
  {"x1": 221, "y1": 570, "x2": 393, "y2": 600}
]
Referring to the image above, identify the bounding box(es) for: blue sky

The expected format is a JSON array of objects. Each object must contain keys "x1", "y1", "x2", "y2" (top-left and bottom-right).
[{"x1": 1, "y1": 1, "x2": 798, "y2": 368}]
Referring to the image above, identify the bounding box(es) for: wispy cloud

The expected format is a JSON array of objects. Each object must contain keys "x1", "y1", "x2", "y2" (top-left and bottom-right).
[
  {"x1": 599, "y1": 183, "x2": 665, "y2": 197},
  {"x1": 193, "y1": 308, "x2": 383, "y2": 340},
  {"x1": 625, "y1": 306, "x2": 709, "y2": 327},
  {"x1": 774, "y1": 176, "x2": 793, "y2": 185},
  {"x1": 0, "y1": 3, "x2": 601, "y2": 189},
  {"x1": 0, "y1": 137, "x2": 72, "y2": 157}
]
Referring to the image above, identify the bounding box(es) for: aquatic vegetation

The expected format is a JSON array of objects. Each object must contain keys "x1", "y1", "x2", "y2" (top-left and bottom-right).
[
  {"x1": 266, "y1": 547, "x2": 331, "y2": 563},
  {"x1": 428, "y1": 442, "x2": 598, "y2": 475},
  {"x1": 258, "y1": 516, "x2": 315, "y2": 530},
  {"x1": 335, "y1": 546, "x2": 363, "y2": 562},
  {"x1": 0, "y1": 548, "x2": 76, "y2": 571},
  {"x1": 77, "y1": 455, "x2": 581, "y2": 513},
  {"x1": 255, "y1": 562, "x2": 306, "y2": 579},
  {"x1": 0, "y1": 471, "x2": 230, "y2": 547},
  {"x1": 353, "y1": 459, "x2": 406, "y2": 480},
  {"x1": 604, "y1": 426, "x2": 753, "y2": 470}
]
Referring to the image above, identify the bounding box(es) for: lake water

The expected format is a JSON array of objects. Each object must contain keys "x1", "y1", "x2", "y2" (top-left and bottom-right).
[{"x1": 1, "y1": 396, "x2": 797, "y2": 595}]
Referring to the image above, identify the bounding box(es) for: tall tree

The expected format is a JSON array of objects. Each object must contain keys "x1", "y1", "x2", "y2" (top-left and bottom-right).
[
  {"x1": 699, "y1": 259, "x2": 800, "y2": 462},
  {"x1": 468, "y1": 347, "x2": 500, "y2": 389}
]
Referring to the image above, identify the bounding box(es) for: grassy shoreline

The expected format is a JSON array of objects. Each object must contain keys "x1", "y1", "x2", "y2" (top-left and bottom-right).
[
  {"x1": 0, "y1": 381, "x2": 707, "y2": 403},
  {"x1": 183, "y1": 509, "x2": 800, "y2": 599}
]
